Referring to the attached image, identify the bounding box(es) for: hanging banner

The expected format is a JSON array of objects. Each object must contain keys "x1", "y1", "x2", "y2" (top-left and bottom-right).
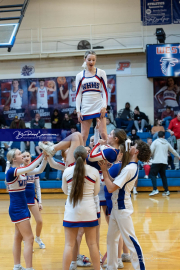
[
  {"x1": 141, "y1": 0, "x2": 172, "y2": 26},
  {"x1": 173, "y1": 0, "x2": 180, "y2": 24}
]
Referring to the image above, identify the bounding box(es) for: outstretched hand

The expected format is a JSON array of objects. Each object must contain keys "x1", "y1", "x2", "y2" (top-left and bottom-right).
[{"x1": 98, "y1": 160, "x2": 108, "y2": 171}]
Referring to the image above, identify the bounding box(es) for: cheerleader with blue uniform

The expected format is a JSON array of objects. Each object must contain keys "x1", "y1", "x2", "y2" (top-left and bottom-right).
[
  {"x1": 5, "y1": 149, "x2": 47, "y2": 270},
  {"x1": 22, "y1": 151, "x2": 46, "y2": 250}
]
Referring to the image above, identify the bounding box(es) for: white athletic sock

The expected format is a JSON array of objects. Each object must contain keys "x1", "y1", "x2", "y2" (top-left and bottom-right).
[
  {"x1": 123, "y1": 253, "x2": 129, "y2": 256},
  {"x1": 70, "y1": 261, "x2": 77, "y2": 267},
  {"x1": 133, "y1": 187, "x2": 137, "y2": 191},
  {"x1": 26, "y1": 268, "x2": 34, "y2": 270},
  {"x1": 14, "y1": 264, "x2": 21, "y2": 269},
  {"x1": 118, "y1": 258, "x2": 122, "y2": 262},
  {"x1": 36, "y1": 236, "x2": 40, "y2": 241}
]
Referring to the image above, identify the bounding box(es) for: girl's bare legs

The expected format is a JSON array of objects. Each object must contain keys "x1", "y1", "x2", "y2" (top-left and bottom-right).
[
  {"x1": 81, "y1": 119, "x2": 92, "y2": 146},
  {"x1": 76, "y1": 228, "x2": 85, "y2": 256},
  {"x1": 63, "y1": 227, "x2": 79, "y2": 270},
  {"x1": 28, "y1": 200, "x2": 42, "y2": 237},
  {"x1": 99, "y1": 117, "x2": 107, "y2": 141},
  {"x1": 123, "y1": 241, "x2": 129, "y2": 254},
  {"x1": 84, "y1": 227, "x2": 100, "y2": 270},
  {"x1": 16, "y1": 220, "x2": 34, "y2": 268},
  {"x1": 13, "y1": 225, "x2": 23, "y2": 265}
]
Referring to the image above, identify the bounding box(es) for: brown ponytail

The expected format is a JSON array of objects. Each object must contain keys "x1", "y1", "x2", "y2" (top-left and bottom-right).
[
  {"x1": 113, "y1": 129, "x2": 127, "y2": 145},
  {"x1": 118, "y1": 143, "x2": 130, "y2": 174},
  {"x1": 69, "y1": 146, "x2": 87, "y2": 207}
]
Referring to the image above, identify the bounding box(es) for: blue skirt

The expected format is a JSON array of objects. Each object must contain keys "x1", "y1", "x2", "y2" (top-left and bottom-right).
[
  {"x1": 9, "y1": 191, "x2": 30, "y2": 223},
  {"x1": 63, "y1": 219, "x2": 99, "y2": 228},
  {"x1": 25, "y1": 183, "x2": 36, "y2": 205}
]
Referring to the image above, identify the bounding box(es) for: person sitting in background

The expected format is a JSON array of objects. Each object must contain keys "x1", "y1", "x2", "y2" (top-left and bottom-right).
[
  {"x1": 70, "y1": 125, "x2": 78, "y2": 134},
  {"x1": 10, "y1": 116, "x2": 26, "y2": 129},
  {"x1": 106, "y1": 118, "x2": 116, "y2": 135},
  {"x1": 51, "y1": 109, "x2": 63, "y2": 129},
  {"x1": 161, "y1": 106, "x2": 174, "y2": 131},
  {"x1": 130, "y1": 129, "x2": 140, "y2": 146},
  {"x1": 0, "y1": 147, "x2": 6, "y2": 172},
  {"x1": 151, "y1": 119, "x2": 165, "y2": 140},
  {"x1": 31, "y1": 113, "x2": 45, "y2": 129},
  {"x1": 134, "y1": 106, "x2": 149, "y2": 133},
  {"x1": 70, "y1": 109, "x2": 79, "y2": 125},
  {"x1": 116, "y1": 102, "x2": 134, "y2": 133},
  {"x1": 61, "y1": 113, "x2": 75, "y2": 139}
]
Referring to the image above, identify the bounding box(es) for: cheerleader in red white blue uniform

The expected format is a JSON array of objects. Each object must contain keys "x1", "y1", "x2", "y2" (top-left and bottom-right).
[
  {"x1": 5, "y1": 149, "x2": 47, "y2": 270},
  {"x1": 76, "y1": 50, "x2": 108, "y2": 145},
  {"x1": 61, "y1": 146, "x2": 101, "y2": 270},
  {"x1": 22, "y1": 151, "x2": 46, "y2": 250}
]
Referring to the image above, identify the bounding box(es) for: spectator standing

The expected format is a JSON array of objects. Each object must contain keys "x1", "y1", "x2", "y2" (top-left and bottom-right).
[
  {"x1": 143, "y1": 137, "x2": 153, "y2": 178},
  {"x1": 161, "y1": 106, "x2": 174, "y2": 130},
  {"x1": 116, "y1": 102, "x2": 134, "y2": 133},
  {"x1": 106, "y1": 118, "x2": 116, "y2": 135},
  {"x1": 10, "y1": 116, "x2": 26, "y2": 129},
  {"x1": 147, "y1": 137, "x2": 152, "y2": 147},
  {"x1": 134, "y1": 106, "x2": 149, "y2": 132},
  {"x1": 151, "y1": 120, "x2": 165, "y2": 140},
  {"x1": 51, "y1": 109, "x2": 63, "y2": 129},
  {"x1": 167, "y1": 112, "x2": 180, "y2": 170},
  {"x1": 149, "y1": 131, "x2": 180, "y2": 196},
  {"x1": 31, "y1": 113, "x2": 45, "y2": 129}
]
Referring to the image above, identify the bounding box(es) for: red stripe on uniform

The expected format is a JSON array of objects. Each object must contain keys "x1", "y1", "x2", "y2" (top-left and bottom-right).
[{"x1": 15, "y1": 153, "x2": 43, "y2": 176}]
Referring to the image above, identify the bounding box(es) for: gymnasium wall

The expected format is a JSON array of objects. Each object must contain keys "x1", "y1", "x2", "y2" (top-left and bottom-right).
[{"x1": 0, "y1": 53, "x2": 154, "y2": 123}]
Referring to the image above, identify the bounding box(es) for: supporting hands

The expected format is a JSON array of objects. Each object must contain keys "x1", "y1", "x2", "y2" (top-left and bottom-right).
[
  {"x1": 100, "y1": 107, "x2": 106, "y2": 119},
  {"x1": 77, "y1": 112, "x2": 83, "y2": 123}
]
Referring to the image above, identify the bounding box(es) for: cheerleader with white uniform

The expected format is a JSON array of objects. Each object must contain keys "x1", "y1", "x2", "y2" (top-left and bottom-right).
[
  {"x1": 5, "y1": 150, "x2": 47, "y2": 270},
  {"x1": 61, "y1": 146, "x2": 100, "y2": 270},
  {"x1": 76, "y1": 50, "x2": 108, "y2": 145},
  {"x1": 99, "y1": 140, "x2": 151, "y2": 270},
  {"x1": 22, "y1": 151, "x2": 46, "y2": 249}
]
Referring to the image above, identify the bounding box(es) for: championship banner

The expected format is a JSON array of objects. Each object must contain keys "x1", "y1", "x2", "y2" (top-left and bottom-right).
[
  {"x1": 146, "y1": 44, "x2": 180, "y2": 78},
  {"x1": 173, "y1": 0, "x2": 180, "y2": 24},
  {"x1": 141, "y1": 0, "x2": 172, "y2": 26},
  {"x1": 154, "y1": 77, "x2": 180, "y2": 120},
  {"x1": 0, "y1": 74, "x2": 117, "y2": 123}
]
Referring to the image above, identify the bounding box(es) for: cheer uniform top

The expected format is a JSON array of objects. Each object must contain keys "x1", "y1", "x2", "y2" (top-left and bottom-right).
[
  {"x1": 155, "y1": 86, "x2": 180, "y2": 107},
  {"x1": 76, "y1": 68, "x2": 108, "y2": 120},
  {"x1": 5, "y1": 154, "x2": 46, "y2": 223},
  {"x1": 112, "y1": 162, "x2": 139, "y2": 211},
  {"x1": 87, "y1": 143, "x2": 120, "y2": 206},
  {"x1": 104, "y1": 162, "x2": 122, "y2": 215},
  {"x1": 37, "y1": 87, "x2": 48, "y2": 108},
  {"x1": 62, "y1": 164, "x2": 100, "y2": 227},
  {"x1": 25, "y1": 175, "x2": 41, "y2": 205},
  {"x1": 10, "y1": 89, "x2": 22, "y2": 109}
]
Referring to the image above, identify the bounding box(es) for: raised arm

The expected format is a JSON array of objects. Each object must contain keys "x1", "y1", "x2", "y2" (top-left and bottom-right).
[
  {"x1": 26, "y1": 157, "x2": 47, "y2": 176},
  {"x1": 4, "y1": 94, "x2": 11, "y2": 107},
  {"x1": 34, "y1": 175, "x2": 42, "y2": 204},
  {"x1": 155, "y1": 86, "x2": 166, "y2": 105},
  {"x1": 59, "y1": 86, "x2": 69, "y2": 100},
  {"x1": 14, "y1": 154, "x2": 43, "y2": 176},
  {"x1": 28, "y1": 82, "x2": 38, "y2": 92},
  {"x1": 47, "y1": 81, "x2": 57, "y2": 92},
  {"x1": 47, "y1": 156, "x2": 65, "y2": 171}
]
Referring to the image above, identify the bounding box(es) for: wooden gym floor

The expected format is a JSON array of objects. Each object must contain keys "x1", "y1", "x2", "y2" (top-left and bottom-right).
[{"x1": 0, "y1": 192, "x2": 180, "y2": 270}]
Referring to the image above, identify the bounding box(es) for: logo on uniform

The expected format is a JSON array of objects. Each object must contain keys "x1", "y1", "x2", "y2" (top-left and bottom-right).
[
  {"x1": 21, "y1": 65, "x2": 35, "y2": 76},
  {"x1": 160, "y1": 57, "x2": 178, "y2": 75}
]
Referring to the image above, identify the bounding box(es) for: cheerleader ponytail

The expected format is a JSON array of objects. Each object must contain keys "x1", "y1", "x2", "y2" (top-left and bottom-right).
[
  {"x1": 82, "y1": 61, "x2": 87, "y2": 69},
  {"x1": 5, "y1": 149, "x2": 17, "y2": 185}
]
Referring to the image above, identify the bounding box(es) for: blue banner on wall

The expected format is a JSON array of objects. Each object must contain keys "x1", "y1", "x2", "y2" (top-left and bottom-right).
[
  {"x1": 173, "y1": 0, "x2": 180, "y2": 24},
  {"x1": 146, "y1": 44, "x2": 180, "y2": 78},
  {"x1": 141, "y1": 0, "x2": 172, "y2": 25}
]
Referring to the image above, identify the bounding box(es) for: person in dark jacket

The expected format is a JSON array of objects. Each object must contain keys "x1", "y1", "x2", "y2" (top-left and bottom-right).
[
  {"x1": 130, "y1": 129, "x2": 140, "y2": 145},
  {"x1": 51, "y1": 109, "x2": 63, "y2": 129},
  {"x1": 70, "y1": 109, "x2": 78, "y2": 125},
  {"x1": 10, "y1": 116, "x2": 26, "y2": 129},
  {"x1": 31, "y1": 113, "x2": 45, "y2": 129},
  {"x1": 61, "y1": 113, "x2": 75, "y2": 139},
  {"x1": 134, "y1": 106, "x2": 149, "y2": 132}
]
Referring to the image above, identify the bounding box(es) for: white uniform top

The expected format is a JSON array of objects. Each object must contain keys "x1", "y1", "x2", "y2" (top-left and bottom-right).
[
  {"x1": 62, "y1": 164, "x2": 100, "y2": 223},
  {"x1": 37, "y1": 87, "x2": 48, "y2": 108},
  {"x1": 112, "y1": 162, "x2": 138, "y2": 210},
  {"x1": 69, "y1": 86, "x2": 76, "y2": 107},
  {"x1": 155, "y1": 86, "x2": 179, "y2": 107},
  {"x1": 10, "y1": 90, "x2": 22, "y2": 109},
  {"x1": 76, "y1": 68, "x2": 108, "y2": 119}
]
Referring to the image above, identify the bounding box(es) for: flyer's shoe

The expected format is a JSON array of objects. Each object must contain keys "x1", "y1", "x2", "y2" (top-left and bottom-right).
[
  {"x1": 118, "y1": 258, "x2": 124, "y2": 268},
  {"x1": 38, "y1": 142, "x2": 56, "y2": 156}
]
